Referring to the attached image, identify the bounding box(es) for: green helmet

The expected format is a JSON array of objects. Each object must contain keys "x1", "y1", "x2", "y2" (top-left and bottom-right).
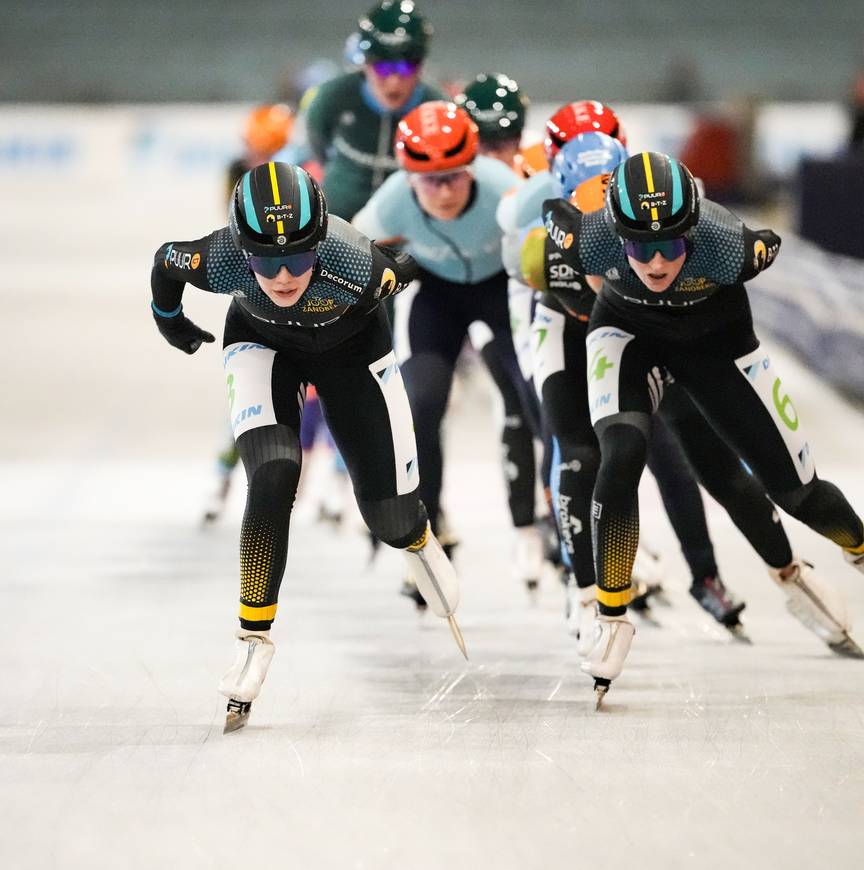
[
  {"x1": 455, "y1": 73, "x2": 528, "y2": 143},
  {"x1": 357, "y1": 1, "x2": 432, "y2": 62}
]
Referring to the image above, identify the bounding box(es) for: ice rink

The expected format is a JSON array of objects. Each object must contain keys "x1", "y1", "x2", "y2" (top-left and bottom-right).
[{"x1": 2, "y1": 172, "x2": 864, "y2": 870}]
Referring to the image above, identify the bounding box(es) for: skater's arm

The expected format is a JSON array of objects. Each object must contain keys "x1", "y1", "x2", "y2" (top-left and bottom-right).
[
  {"x1": 150, "y1": 235, "x2": 217, "y2": 354},
  {"x1": 367, "y1": 241, "x2": 418, "y2": 301}
]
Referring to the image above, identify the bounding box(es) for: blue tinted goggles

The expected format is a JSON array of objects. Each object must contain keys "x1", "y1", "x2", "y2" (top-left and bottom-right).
[
  {"x1": 623, "y1": 238, "x2": 687, "y2": 263},
  {"x1": 248, "y1": 250, "x2": 317, "y2": 278}
]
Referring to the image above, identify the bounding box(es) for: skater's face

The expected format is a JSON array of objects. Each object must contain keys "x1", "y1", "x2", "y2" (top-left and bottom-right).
[
  {"x1": 365, "y1": 61, "x2": 421, "y2": 111},
  {"x1": 254, "y1": 264, "x2": 315, "y2": 307},
  {"x1": 625, "y1": 243, "x2": 687, "y2": 293},
  {"x1": 410, "y1": 169, "x2": 473, "y2": 221}
]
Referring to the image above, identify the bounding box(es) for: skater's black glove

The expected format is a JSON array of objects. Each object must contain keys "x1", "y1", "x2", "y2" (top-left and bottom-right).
[{"x1": 151, "y1": 304, "x2": 215, "y2": 354}]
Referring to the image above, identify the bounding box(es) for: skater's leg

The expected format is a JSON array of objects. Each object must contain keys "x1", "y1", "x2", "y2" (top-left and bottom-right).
[
  {"x1": 661, "y1": 382, "x2": 793, "y2": 570},
  {"x1": 674, "y1": 345, "x2": 864, "y2": 554}
]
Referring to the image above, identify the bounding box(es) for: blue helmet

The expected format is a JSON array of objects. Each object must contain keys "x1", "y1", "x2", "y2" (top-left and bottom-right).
[{"x1": 550, "y1": 132, "x2": 629, "y2": 201}]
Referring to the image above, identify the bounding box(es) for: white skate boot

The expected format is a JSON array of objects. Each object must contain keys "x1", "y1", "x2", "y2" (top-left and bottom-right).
[
  {"x1": 565, "y1": 579, "x2": 599, "y2": 656},
  {"x1": 844, "y1": 545, "x2": 864, "y2": 575},
  {"x1": 513, "y1": 524, "x2": 544, "y2": 595},
  {"x1": 218, "y1": 629, "x2": 276, "y2": 732},
  {"x1": 404, "y1": 524, "x2": 467, "y2": 659},
  {"x1": 769, "y1": 559, "x2": 862, "y2": 658},
  {"x1": 580, "y1": 614, "x2": 635, "y2": 708},
  {"x1": 630, "y1": 541, "x2": 669, "y2": 614}
]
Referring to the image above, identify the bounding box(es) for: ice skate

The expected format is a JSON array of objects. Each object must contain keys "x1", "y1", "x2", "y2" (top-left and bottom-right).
[
  {"x1": 404, "y1": 524, "x2": 467, "y2": 659},
  {"x1": 843, "y1": 545, "x2": 864, "y2": 576},
  {"x1": 689, "y1": 575, "x2": 749, "y2": 643},
  {"x1": 201, "y1": 476, "x2": 231, "y2": 526},
  {"x1": 565, "y1": 579, "x2": 599, "y2": 657},
  {"x1": 218, "y1": 629, "x2": 276, "y2": 733},
  {"x1": 513, "y1": 524, "x2": 544, "y2": 595},
  {"x1": 580, "y1": 614, "x2": 635, "y2": 707},
  {"x1": 769, "y1": 560, "x2": 862, "y2": 659},
  {"x1": 631, "y1": 541, "x2": 669, "y2": 608},
  {"x1": 399, "y1": 576, "x2": 427, "y2": 611}
]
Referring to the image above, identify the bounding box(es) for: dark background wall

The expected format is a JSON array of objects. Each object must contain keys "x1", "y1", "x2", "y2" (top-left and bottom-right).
[{"x1": 4, "y1": 0, "x2": 864, "y2": 103}]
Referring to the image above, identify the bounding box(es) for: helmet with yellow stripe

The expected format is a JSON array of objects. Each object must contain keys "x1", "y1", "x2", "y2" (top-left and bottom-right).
[
  {"x1": 229, "y1": 162, "x2": 328, "y2": 258},
  {"x1": 606, "y1": 151, "x2": 699, "y2": 242}
]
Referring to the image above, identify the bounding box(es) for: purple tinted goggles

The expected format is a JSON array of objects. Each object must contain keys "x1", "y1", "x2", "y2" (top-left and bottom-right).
[
  {"x1": 371, "y1": 59, "x2": 420, "y2": 78},
  {"x1": 623, "y1": 238, "x2": 687, "y2": 263},
  {"x1": 249, "y1": 250, "x2": 317, "y2": 278}
]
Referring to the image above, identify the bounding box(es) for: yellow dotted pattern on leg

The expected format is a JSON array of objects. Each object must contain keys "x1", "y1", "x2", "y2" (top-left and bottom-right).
[{"x1": 239, "y1": 517, "x2": 275, "y2": 605}]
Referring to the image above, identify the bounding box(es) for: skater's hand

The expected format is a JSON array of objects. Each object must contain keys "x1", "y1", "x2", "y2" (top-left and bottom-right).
[{"x1": 152, "y1": 305, "x2": 215, "y2": 354}]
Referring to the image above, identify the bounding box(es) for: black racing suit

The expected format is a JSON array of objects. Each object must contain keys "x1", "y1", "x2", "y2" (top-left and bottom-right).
[
  {"x1": 544, "y1": 196, "x2": 863, "y2": 615},
  {"x1": 151, "y1": 217, "x2": 421, "y2": 630}
]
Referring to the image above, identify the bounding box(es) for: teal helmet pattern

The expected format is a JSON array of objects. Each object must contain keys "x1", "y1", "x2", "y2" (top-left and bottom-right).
[
  {"x1": 606, "y1": 151, "x2": 699, "y2": 242},
  {"x1": 229, "y1": 162, "x2": 328, "y2": 257},
  {"x1": 455, "y1": 73, "x2": 527, "y2": 143},
  {"x1": 357, "y1": 1, "x2": 432, "y2": 62}
]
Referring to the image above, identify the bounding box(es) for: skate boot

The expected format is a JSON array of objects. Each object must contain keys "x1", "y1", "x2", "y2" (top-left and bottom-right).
[
  {"x1": 690, "y1": 575, "x2": 749, "y2": 642},
  {"x1": 404, "y1": 523, "x2": 467, "y2": 659},
  {"x1": 400, "y1": 576, "x2": 427, "y2": 611},
  {"x1": 218, "y1": 629, "x2": 276, "y2": 733},
  {"x1": 631, "y1": 541, "x2": 669, "y2": 607},
  {"x1": 565, "y1": 580, "x2": 599, "y2": 657},
  {"x1": 201, "y1": 476, "x2": 231, "y2": 525},
  {"x1": 538, "y1": 513, "x2": 563, "y2": 569},
  {"x1": 513, "y1": 524, "x2": 544, "y2": 594},
  {"x1": 843, "y1": 543, "x2": 864, "y2": 575},
  {"x1": 769, "y1": 559, "x2": 863, "y2": 658},
  {"x1": 580, "y1": 614, "x2": 635, "y2": 708}
]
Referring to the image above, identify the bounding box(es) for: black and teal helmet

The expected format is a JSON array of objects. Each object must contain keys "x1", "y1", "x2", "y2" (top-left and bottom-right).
[
  {"x1": 455, "y1": 73, "x2": 528, "y2": 143},
  {"x1": 606, "y1": 151, "x2": 699, "y2": 242},
  {"x1": 356, "y1": 0, "x2": 432, "y2": 62},
  {"x1": 229, "y1": 162, "x2": 328, "y2": 257}
]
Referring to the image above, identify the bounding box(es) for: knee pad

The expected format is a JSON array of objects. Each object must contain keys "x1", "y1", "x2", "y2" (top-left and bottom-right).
[{"x1": 357, "y1": 493, "x2": 428, "y2": 549}]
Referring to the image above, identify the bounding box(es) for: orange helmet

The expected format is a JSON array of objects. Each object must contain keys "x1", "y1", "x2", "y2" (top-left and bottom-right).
[
  {"x1": 395, "y1": 101, "x2": 479, "y2": 173},
  {"x1": 243, "y1": 104, "x2": 295, "y2": 157},
  {"x1": 512, "y1": 141, "x2": 548, "y2": 178},
  {"x1": 543, "y1": 100, "x2": 626, "y2": 163}
]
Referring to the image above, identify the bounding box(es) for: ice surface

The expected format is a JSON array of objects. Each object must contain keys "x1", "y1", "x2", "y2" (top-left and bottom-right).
[{"x1": 1, "y1": 174, "x2": 863, "y2": 870}]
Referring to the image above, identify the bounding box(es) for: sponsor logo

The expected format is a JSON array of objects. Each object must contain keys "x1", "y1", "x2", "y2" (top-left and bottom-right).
[
  {"x1": 591, "y1": 392, "x2": 612, "y2": 413},
  {"x1": 650, "y1": 220, "x2": 661, "y2": 231},
  {"x1": 549, "y1": 263, "x2": 576, "y2": 281},
  {"x1": 588, "y1": 349, "x2": 614, "y2": 381},
  {"x1": 233, "y1": 404, "x2": 263, "y2": 428},
  {"x1": 548, "y1": 251, "x2": 562, "y2": 261},
  {"x1": 165, "y1": 246, "x2": 201, "y2": 271},
  {"x1": 264, "y1": 204, "x2": 293, "y2": 213},
  {"x1": 638, "y1": 191, "x2": 667, "y2": 200},
  {"x1": 605, "y1": 267, "x2": 620, "y2": 280},
  {"x1": 591, "y1": 500, "x2": 603, "y2": 520},
  {"x1": 276, "y1": 235, "x2": 287, "y2": 245},
  {"x1": 575, "y1": 148, "x2": 615, "y2": 168},
  {"x1": 302, "y1": 297, "x2": 336, "y2": 313},
  {"x1": 319, "y1": 266, "x2": 363, "y2": 294},
  {"x1": 223, "y1": 342, "x2": 267, "y2": 368},
  {"x1": 378, "y1": 267, "x2": 397, "y2": 298},
  {"x1": 753, "y1": 238, "x2": 780, "y2": 270},
  {"x1": 675, "y1": 276, "x2": 715, "y2": 293},
  {"x1": 545, "y1": 213, "x2": 574, "y2": 250}
]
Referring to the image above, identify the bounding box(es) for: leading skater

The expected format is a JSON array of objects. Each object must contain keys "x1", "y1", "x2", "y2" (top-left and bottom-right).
[
  {"x1": 150, "y1": 162, "x2": 465, "y2": 732},
  {"x1": 543, "y1": 151, "x2": 864, "y2": 701}
]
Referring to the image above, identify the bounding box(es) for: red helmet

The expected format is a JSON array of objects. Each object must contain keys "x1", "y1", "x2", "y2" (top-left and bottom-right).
[
  {"x1": 543, "y1": 100, "x2": 626, "y2": 163},
  {"x1": 395, "y1": 101, "x2": 479, "y2": 173}
]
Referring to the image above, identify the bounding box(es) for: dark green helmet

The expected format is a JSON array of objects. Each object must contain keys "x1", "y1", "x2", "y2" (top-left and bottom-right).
[
  {"x1": 357, "y1": 1, "x2": 432, "y2": 62},
  {"x1": 455, "y1": 73, "x2": 528, "y2": 143}
]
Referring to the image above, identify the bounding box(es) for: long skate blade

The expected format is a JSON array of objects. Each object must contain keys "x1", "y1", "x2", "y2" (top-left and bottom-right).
[
  {"x1": 726, "y1": 623, "x2": 753, "y2": 644},
  {"x1": 828, "y1": 634, "x2": 864, "y2": 659},
  {"x1": 593, "y1": 678, "x2": 610, "y2": 711},
  {"x1": 223, "y1": 700, "x2": 252, "y2": 734},
  {"x1": 447, "y1": 614, "x2": 468, "y2": 660}
]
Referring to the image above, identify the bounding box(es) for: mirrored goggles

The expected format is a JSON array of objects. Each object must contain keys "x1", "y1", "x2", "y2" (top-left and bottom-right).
[
  {"x1": 248, "y1": 250, "x2": 317, "y2": 278},
  {"x1": 371, "y1": 59, "x2": 420, "y2": 78},
  {"x1": 623, "y1": 238, "x2": 687, "y2": 263}
]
